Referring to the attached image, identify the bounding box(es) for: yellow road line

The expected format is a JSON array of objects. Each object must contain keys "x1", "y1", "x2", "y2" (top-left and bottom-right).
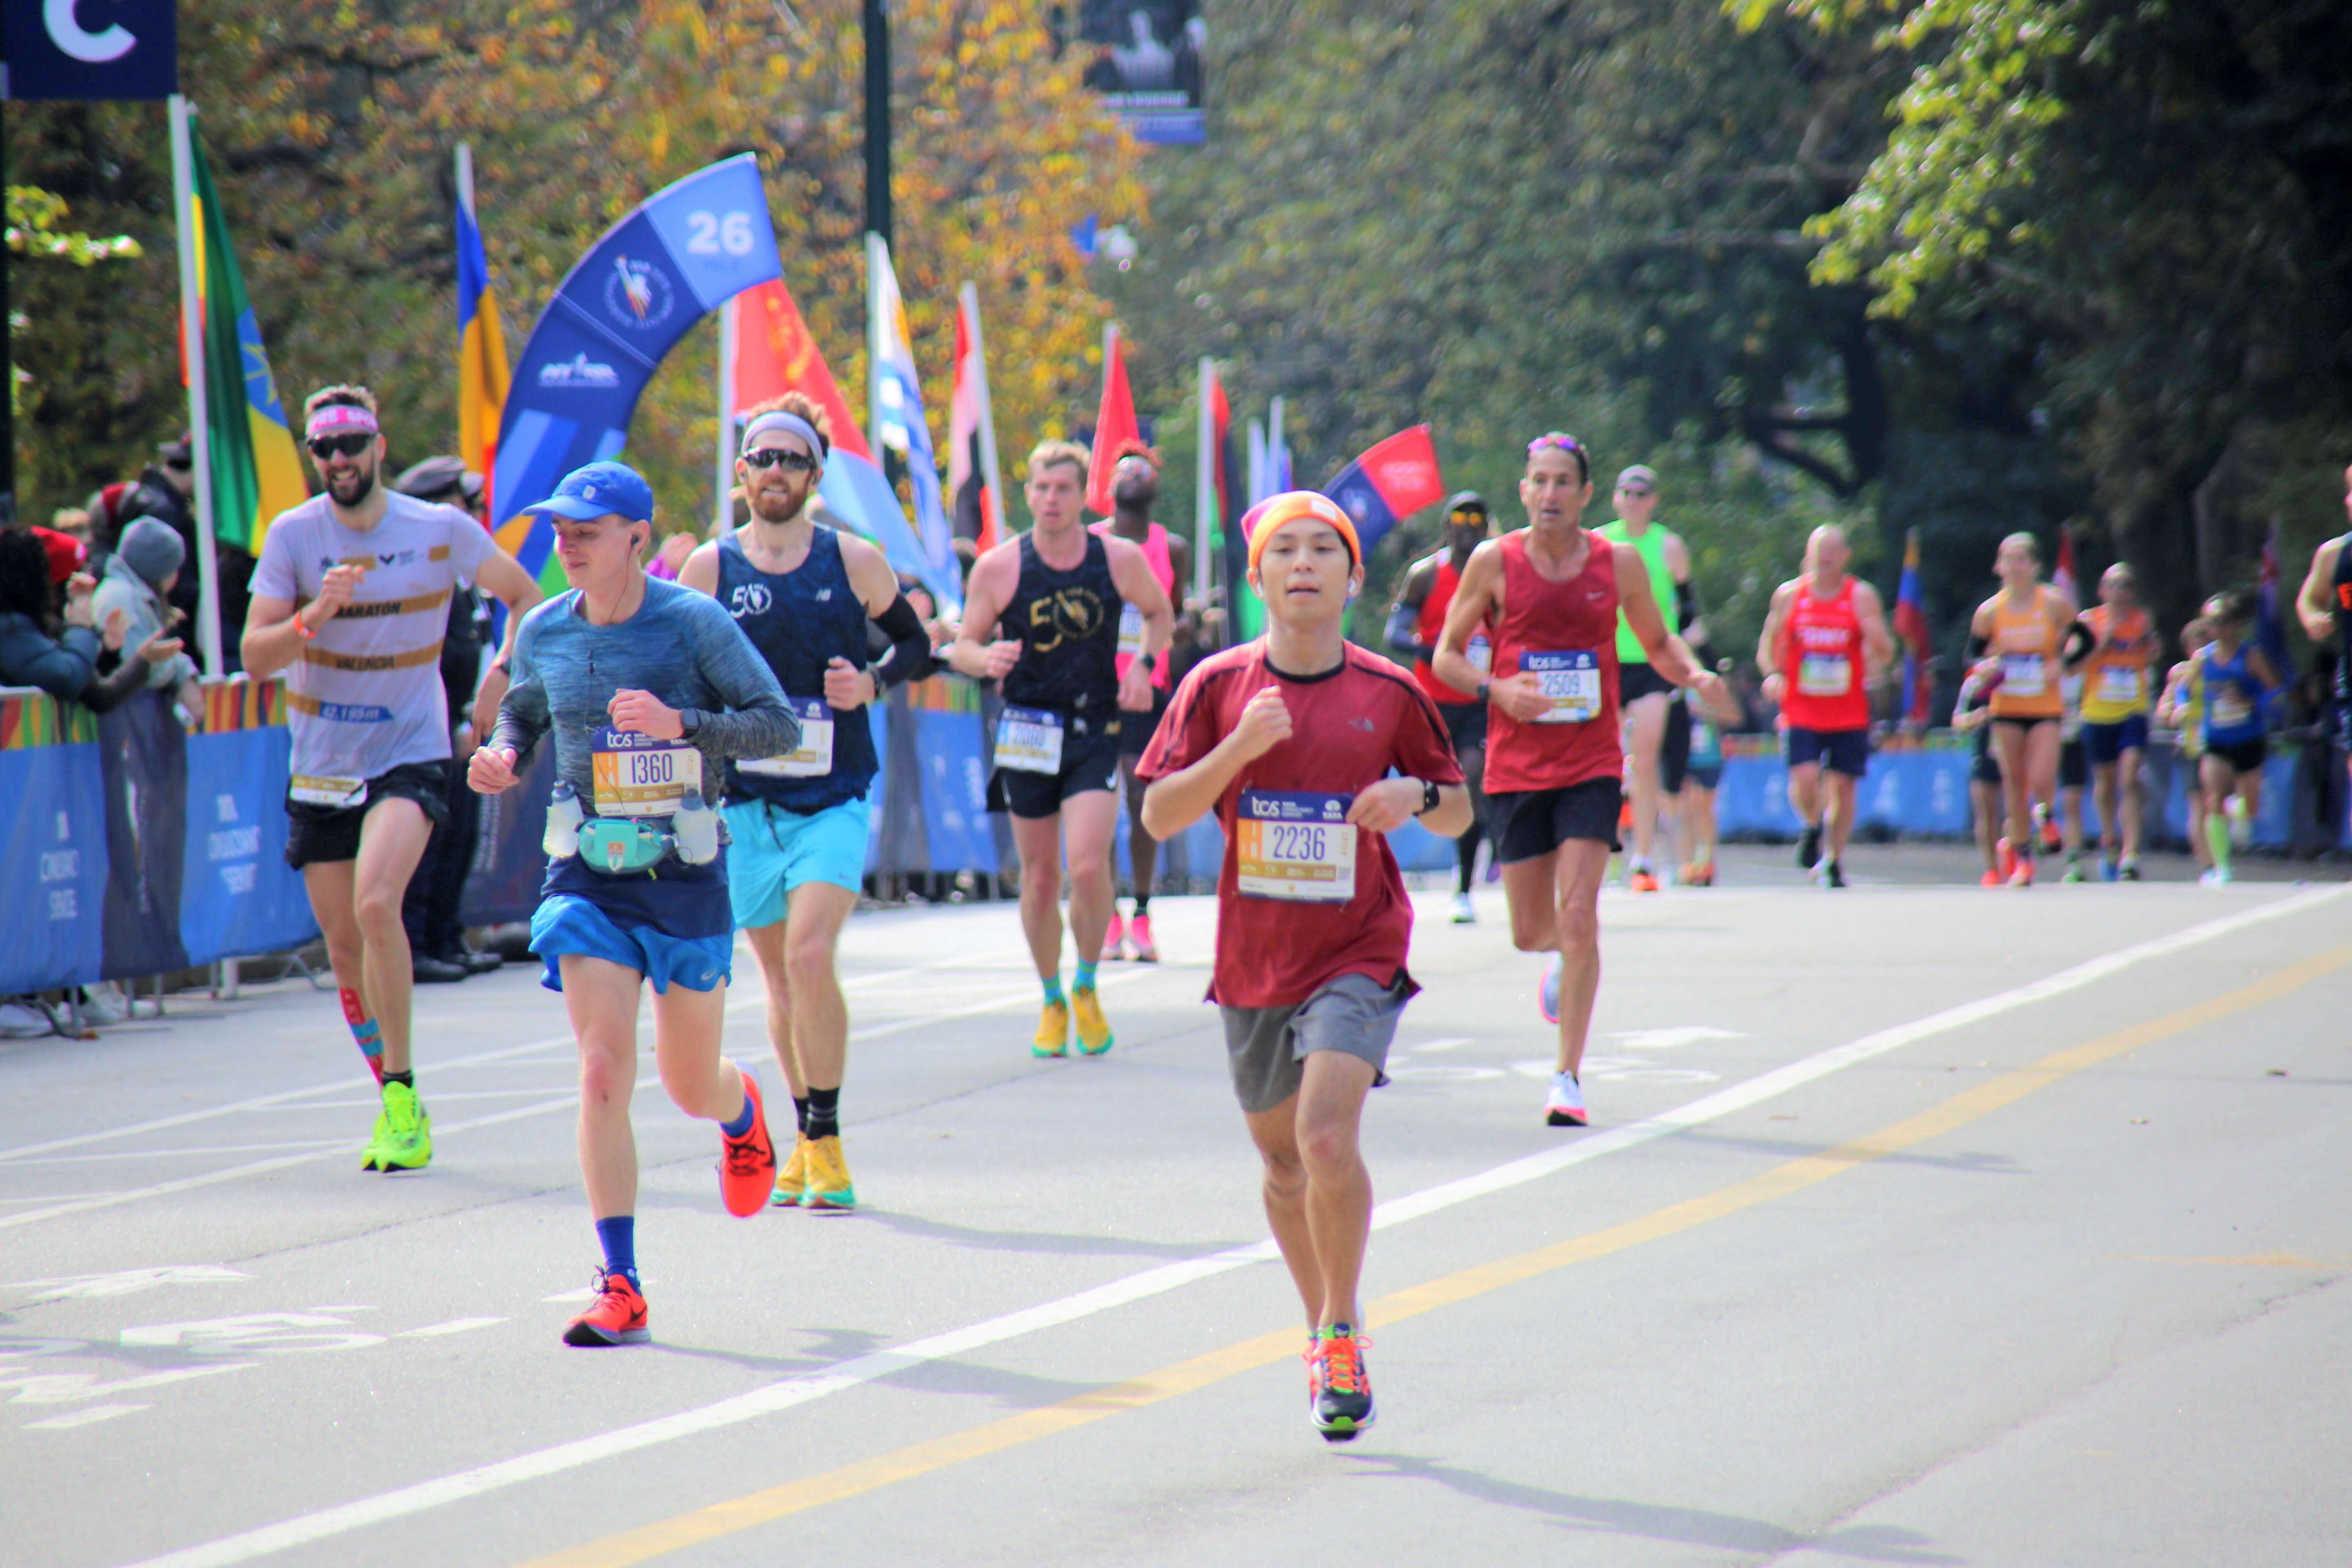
[{"x1": 519, "y1": 941, "x2": 2352, "y2": 1568}]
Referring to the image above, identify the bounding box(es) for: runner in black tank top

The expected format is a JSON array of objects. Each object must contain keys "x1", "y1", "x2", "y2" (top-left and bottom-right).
[
  {"x1": 950, "y1": 440, "x2": 1175, "y2": 1059},
  {"x1": 2294, "y1": 470, "x2": 2352, "y2": 780},
  {"x1": 681, "y1": 396, "x2": 936, "y2": 1212}
]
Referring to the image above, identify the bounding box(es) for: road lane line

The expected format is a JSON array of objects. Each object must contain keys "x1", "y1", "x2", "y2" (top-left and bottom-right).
[
  {"x1": 505, "y1": 938, "x2": 2352, "y2": 1568},
  {"x1": 110, "y1": 892, "x2": 2347, "y2": 1568}
]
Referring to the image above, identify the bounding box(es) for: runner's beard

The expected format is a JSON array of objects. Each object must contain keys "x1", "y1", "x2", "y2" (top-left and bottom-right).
[
  {"x1": 749, "y1": 479, "x2": 803, "y2": 524},
  {"x1": 328, "y1": 465, "x2": 377, "y2": 508}
]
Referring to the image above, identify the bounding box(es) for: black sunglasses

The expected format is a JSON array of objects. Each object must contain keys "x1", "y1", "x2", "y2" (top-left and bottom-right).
[
  {"x1": 307, "y1": 433, "x2": 373, "y2": 460},
  {"x1": 743, "y1": 447, "x2": 817, "y2": 473}
]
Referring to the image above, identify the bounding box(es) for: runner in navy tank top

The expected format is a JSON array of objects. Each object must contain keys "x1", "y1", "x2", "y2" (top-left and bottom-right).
[
  {"x1": 680, "y1": 394, "x2": 936, "y2": 1210},
  {"x1": 950, "y1": 439, "x2": 1174, "y2": 1060},
  {"x1": 2293, "y1": 462, "x2": 2352, "y2": 803},
  {"x1": 1434, "y1": 433, "x2": 1729, "y2": 1131}
]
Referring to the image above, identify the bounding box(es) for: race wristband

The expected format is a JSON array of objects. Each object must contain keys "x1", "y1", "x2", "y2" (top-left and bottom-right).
[
  {"x1": 1417, "y1": 779, "x2": 1440, "y2": 816},
  {"x1": 294, "y1": 613, "x2": 316, "y2": 641}
]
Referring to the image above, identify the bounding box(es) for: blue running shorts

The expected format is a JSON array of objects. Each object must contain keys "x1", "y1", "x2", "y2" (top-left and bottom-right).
[
  {"x1": 531, "y1": 894, "x2": 733, "y2": 995},
  {"x1": 722, "y1": 796, "x2": 872, "y2": 927}
]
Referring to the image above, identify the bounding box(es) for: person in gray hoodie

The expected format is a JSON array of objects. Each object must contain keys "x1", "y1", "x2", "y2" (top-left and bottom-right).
[{"x1": 92, "y1": 517, "x2": 202, "y2": 712}]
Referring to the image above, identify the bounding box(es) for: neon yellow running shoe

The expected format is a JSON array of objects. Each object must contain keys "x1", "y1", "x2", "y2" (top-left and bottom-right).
[
  {"x1": 1033, "y1": 999, "x2": 1070, "y2": 1058},
  {"x1": 802, "y1": 1134, "x2": 856, "y2": 1210},
  {"x1": 771, "y1": 1134, "x2": 810, "y2": 1207},
  {"x1": 360, "y1": 1102, "x2": 392, "y2": 1172},
  {"x1": 373, "y1": 1080, "x2": 432, "y2": 1172},
  {"x1": 1072, "y1": 986, "x2": 1114, "y2": 1056}
]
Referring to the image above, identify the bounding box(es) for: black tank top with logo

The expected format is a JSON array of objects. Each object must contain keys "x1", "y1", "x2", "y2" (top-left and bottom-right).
[
  {"x1": 1000, "y1": 530, "x2": 1123, "y2": 714},
  {"x1": 2334, "y1": 535, "x2": 2352, "y2": 706}
]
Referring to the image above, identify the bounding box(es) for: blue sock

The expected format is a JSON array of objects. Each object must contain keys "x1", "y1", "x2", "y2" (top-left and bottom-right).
[
  {"x1": 718, "y1": 1087, "x2": 757, "y2": 1139},
  {"x1": 595, "y1": 1215, "x2": 637, "y2": 1285},
  {"x1": 1042, "y1": 974, "x2": 1066, "y2": 1006},
  {"x1": 1074, "y1": 960, "x2": 1098, "y2": 993}
]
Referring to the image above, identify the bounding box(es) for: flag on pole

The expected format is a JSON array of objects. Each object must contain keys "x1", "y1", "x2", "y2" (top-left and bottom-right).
[
  {"x1": 1317, "y1": 425, "x2": 1445, "y2": 561},
  {"x1": 1086, "y1": 325, "x2": 1139, "y2": 517},
  {"x1": 1895, "y1": 529, "x2": 1932, "y2": 726},
  {"x1": 734, "y1": 278, "x2": 872, "y2": 460},
  {"x1": 949, "y1": 285, "x2": 1004, "y2": 550},
  {"x1": 187, "y1": 129, "x2": 307, "y2": 556},
  {"x1": 2052, "y1": 526, "x2": 2078, "y2": 605},
  {"x1": 865, "y1": 235, "x2": 955, "y2": 584},
  {"x1": 2256, "y1": 521, "x2": 2290, "y2": 697},
  {"x1": 454, "y1": 145, "x2": 509, "y2": 519}
]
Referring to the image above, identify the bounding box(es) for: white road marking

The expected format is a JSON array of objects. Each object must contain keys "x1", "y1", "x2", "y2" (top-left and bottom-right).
[
  {"x1": 25, "y1": 1403, "x2": 149, "y2": 1429},
  {"x1": 1400, "y1": 1037, "x2": 1474, "y2": 1054},
  {"x1": 0, "y1": 1362, "x2": 253, "y2": 1403},
  {"x1": 4, "y1": 1265, "x2": 249, "y2": 1302},
  {"x1": 396, "y1": 1318, "x2": 506, "y2": 1338},
  {"x1": 2, "y1": 1140, "x2": 354, "y2": 1167},
  {"x1": 117, "y1": 885, "x2": 2346, "y2": 1568},
  {"x1": 1515, "y1": 1057, "x2": 1722, "y2": 1084},
  {"x1": 1609, "y1": 1026, "x2": 1744, "y2": 1050},
  {"x1": 119, "y1": 1314, "x2": 373, "y2": 1352}
]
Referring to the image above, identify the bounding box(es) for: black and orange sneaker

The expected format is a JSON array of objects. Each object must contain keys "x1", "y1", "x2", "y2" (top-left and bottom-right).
[
  {"x1": 562, "y1": 1268, "x2": 649, "y2": 1347},
  {"x1": 717, "y1": 1070, "x2": 777, "y2": 1218},
  {"x1": 1306, "y1": 1326, "x2": 1375, "y2": 1441}
]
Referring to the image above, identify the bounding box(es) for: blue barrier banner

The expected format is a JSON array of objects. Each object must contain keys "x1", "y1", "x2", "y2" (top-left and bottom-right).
[
  {"x1": 460, "y1": 745, "x2": 558, "y2": 929},
  {"x1": 97, "y1": 691, "x2": 190, "y2": 980},
  {"x1": 0, "y1": 725, "x2": 109, "y2": 992},
  {"x1": 179, "y1": 728, "x2": 318, "y2": 966}
]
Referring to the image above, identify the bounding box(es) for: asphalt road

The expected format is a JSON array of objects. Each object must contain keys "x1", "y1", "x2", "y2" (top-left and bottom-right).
[{"x1": 4, "y1": 865, "x2": 2348, "y2": 1568}]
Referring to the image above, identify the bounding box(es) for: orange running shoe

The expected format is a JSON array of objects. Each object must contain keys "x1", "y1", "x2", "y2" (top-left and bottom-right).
[
  {"x1": 1630, "y1": 867, "x2": 1662, "y2": 893},
  {"x1": 1980, "y1": 868, "x2": 2002, "y2": 887},
  {"x1": 2009, "y1": 855, "x2": 2035, "y2": 888},
  {"x1": 1307, "y1": 1327, "x2": 1375, "y2": 1440},
  {"x1": 562, "y1": 1268, "x2": 649, "y2": 1347},
  {"x1": 717, "y1": 1070, "x2": 777, "y2": 1218},
  {"x1": 1995, "y1": 837, "x2": 2018, "y2": 882}
]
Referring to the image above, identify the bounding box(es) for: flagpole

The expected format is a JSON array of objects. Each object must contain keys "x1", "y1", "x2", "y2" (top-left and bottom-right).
[
  {"x1": 1194, "y1": 358, "x2": 1213, "y2": 611},
  {"x1": 715, "y1": 295, "x2": 738, "y2": 539},
  {"x1": 169, "y1": 95, "x2": 225, "y2": 680},
  {"x1": 1247, "y1": 419, "x2": 1265, "y2": 505},
  {"x1": 1269, "y1": 396, "x2": 1286, "y2": 492},
  {"x1": 865, "y1": 232, "x2": 889, "y2": 466},
  {"x1": 960, "y1": 281, "x2": 1006, "y2": 545}
]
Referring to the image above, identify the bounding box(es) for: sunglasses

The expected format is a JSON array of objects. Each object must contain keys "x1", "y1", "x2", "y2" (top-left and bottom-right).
[
  {"x1": 1526, "y1": 432, "x2": 1583, "y2": 455},
  {"x1": 1617, "y1": 486, "x2": 1653, "y2": 498},
  {"x1": 307, "y1": 433, "x2": 374, "y2": 460},
  {"x1": 1447, "y1": 508, "x2": 1488, "y2": 525},
  {"x1": 743, "y1": 447, "x2": 817, "y2": 473}
]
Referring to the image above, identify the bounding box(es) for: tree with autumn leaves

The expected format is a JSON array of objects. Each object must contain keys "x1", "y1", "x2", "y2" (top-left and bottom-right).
[{"x1": 5, "y1": 0, "x2": 1143, "y2": 528}]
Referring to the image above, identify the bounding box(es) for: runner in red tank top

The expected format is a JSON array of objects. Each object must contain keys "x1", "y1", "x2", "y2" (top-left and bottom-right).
[
  {"x1": 1755, "y1": 526, "x2": 1893, "y2": 888},
  {"x1": 1088, "y1": 441, "x2": 1191, "y2": 962},
  {"x1": 1140, "y1": 490, "x2": 1468, "y2": 1441},
  {"x1": 1432, "y1": 434, "x2": 1729, "y2": 1129},
  {"x1": 1385, "y1": 492, "x2": 1493, "y2": 924}
]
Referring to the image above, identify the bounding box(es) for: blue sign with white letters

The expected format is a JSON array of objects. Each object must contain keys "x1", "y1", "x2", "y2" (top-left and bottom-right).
[{"x1": 3, "y1": 0, "x2": 176, "y2": 100}]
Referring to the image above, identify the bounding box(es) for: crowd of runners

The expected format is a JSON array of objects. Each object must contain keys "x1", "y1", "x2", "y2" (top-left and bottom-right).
[{"x1": 243, "y1": 382, "x2": 2352, "y2": 1441}]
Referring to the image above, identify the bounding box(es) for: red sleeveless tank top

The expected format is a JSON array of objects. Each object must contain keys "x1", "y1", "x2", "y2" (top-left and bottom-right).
[
  {"x1": 1485, "y1": 529, "x2": 1623, "y2": 793},
  {"x1": 1777, "y1": 575, "x2": 1870, "y2": 731}
]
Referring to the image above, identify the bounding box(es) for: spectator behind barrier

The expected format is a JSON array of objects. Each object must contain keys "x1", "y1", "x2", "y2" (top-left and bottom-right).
[
  {"x1": 91, "y1": 518, "x2": 203, "y2": 708},
  {"x1": 119, "y1": 434, "x2": 254, "y2": 673},
  {"x1": 0, "y1": 527, "x2": 178, "y2": 710}
]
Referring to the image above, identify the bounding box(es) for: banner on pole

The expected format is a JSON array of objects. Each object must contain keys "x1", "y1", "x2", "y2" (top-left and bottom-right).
[
  {"x1": 1319, "y1": 425, "x2": 1444, "y2": 561},
  {"x1": 455, "y1": 146, "x2": 511, "y2": 518},
  {"x1": 2, "y1": 0, "x2": 174, "y2": 100}
]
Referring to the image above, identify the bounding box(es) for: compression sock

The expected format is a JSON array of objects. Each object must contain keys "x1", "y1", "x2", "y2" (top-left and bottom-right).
[
  {"x1": 341, "y1": 989, "x2": 384, "y2": 1081},
  {"x1": 1457, "y1": 828, "x2": 1479, "y2": 894},
  {"x1": 382, "y1": 1069, "x2": 414, "y2": 1091},
  {"x1": 594, "y1": 1215, "x2": 638, "y2": 1286},
  {"x1": 792, "y1": 1095, "x2": 811, "y2": 1136},
  {"x1": 1074, "y1": 960, "x2": 1099, "y2": 993},
  {"x1": 2205, "y1": 811, "x2": 2232, "y2": 874},
  {"x1": 806, "y1": 1086, "x2": 841, "y2": 1141},
  {"x1": 1042, "y1": 974, "x2": 1067, "y2": 1007},
  {"x1": 718, "y1": 1080, "x2": 757, "y2": 1138}
]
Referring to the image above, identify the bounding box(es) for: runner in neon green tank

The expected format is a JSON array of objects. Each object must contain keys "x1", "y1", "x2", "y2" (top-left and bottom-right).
[{"x1": 1595, "y1": 465, "x2": 1692, "y2": 891}]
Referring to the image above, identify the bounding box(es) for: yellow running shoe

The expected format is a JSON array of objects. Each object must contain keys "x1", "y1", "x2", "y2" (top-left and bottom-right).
[
  {"x1": 373, "y1": 1080, "x2": 432, "y2": 1171},
  {"x1": 1033, "y1": 999, "x2": 1070, "y2": 1058},
  {"x1": 802, "y1": 1134, "x2": 856, "y2": 1210},
  {"x1": 771, "y1": 1134, "x2": 810, "y2": 1207},
  {"x1": 1072, "y1": 986, "x2": 1114, "y2": 1056}
]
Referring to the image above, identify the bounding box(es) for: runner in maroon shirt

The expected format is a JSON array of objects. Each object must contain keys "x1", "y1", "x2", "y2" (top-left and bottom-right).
[
  {"x1": 1434, "y1": 434, "x2": 1728, "y2": 1129},
  {"x1": 1140, "y1": 490, "x2": 1469, "y2": 1443}
]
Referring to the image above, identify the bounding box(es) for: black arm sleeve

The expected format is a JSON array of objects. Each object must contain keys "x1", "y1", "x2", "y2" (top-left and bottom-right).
[
  {"x1": 1967, "y1": 634, "x2": 1990, "y2": 660},
  {"x1": 1384, "y1": 604, "x2": 1429, "y2": 661},
  {"x1": 2060, "y1": 622, "x2": 2095, "y2": 668},
  {"x1": 1675, "y1": 579, "x2": 1700, "y2": 628},
  {"x1": 870, "y1": 593, "x2": 936, "y2": 688}
]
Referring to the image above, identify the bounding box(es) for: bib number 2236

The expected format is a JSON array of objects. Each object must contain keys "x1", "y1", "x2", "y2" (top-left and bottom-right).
[{"x1": 1235, "y1": 790, "x2": 1357, "y2": 902}]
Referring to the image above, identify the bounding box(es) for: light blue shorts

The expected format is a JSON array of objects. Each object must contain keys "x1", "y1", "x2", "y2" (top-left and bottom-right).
[
  {"x1": 531, "y1": 895, "x2": 733, "y2": 995},
  {"x1": 722, "y1": 796, "x2": 872, "y2": 929}
]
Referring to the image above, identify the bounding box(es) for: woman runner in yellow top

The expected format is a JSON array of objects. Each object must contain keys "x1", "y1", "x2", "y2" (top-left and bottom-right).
[{"x1": 1969, "y1": 533, "x2": 2076, "y2": 886}]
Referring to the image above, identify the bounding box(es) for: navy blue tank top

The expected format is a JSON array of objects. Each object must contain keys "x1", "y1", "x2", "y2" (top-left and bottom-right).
[
  {"x1": 716, "y1": 526, "x2": 879, "y2": 811},
  {"x1": 1000, "y1": 530, "x2": 1123, "y2": 714}
]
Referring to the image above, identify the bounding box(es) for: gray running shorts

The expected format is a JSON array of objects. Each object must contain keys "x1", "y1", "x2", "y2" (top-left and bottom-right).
[{"x1": 1219, "y1": 971, "x2": 1409, "y2": 1115}]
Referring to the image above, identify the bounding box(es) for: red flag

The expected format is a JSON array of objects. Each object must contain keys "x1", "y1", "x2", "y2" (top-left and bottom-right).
[
  {"x1": 949, "y1": 293, "x2": 999, "y2": 550},
  {"x1": 734, "y1": 278, "x2": 872, "y2": 462},
  {"x1": 1086, "y1": 325, "x2": 1138, "y2": 517},
  {"x1": 2052, "y1": 526, "x2": 2078, "y2": 605}
]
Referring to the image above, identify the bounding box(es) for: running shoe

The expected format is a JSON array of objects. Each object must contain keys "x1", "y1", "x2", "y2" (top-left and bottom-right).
[
  {"x1": 562, "y1": 1267, "x2": 650, "y2": 1347},
  {"x1": 1033, "y1": 999, "x2": 1070, "y2": 1058},
  {"x1": 801, "y1": 1134, "x2": 857, "y2": 1210},
  {"x1": 1307, "y1": 1328, "x2": 1375, "y2": 1441},
  {"x1": 1629, "y1": 866, "x2": 1662, "y2": 893},
  {"x1": 1545, "y1": 1070, "x2": 1587, "y2": 1128},
  {"x1": 1980, "y1": 868, "x2": 2002, "y2": 887},
  {"x1": 1106, "y1": 909, "x2": 1127, "y2": 961},
  {"x1": 372, "y1": 1080, "x2": 433, "y2": 1172},
  {"x1": 771, "y1": 1134, "x2": 810, "y2": 1208},
  {"x1": 1822, "y1": 858, "x2": 1847, "y2": 889},
  {"x1": 1795, "y1": 823, "x2": 1822, "y2": 871},
  {"x1": 2062, "y1": 854, "x2": 2086, "y2": 884},
  {"x1": 2226, "y1": 796, "x2": 2251, "y2": 849},
  {"x1": 1539, "y1": 953, "x2": 1561, "y2": 1026},
  {"x1": 2119, "y1": 858, "x2": 2142, "y2": 882},
  {"x1": 1072, "y1": 987, "x2": 1115, "y2": 1056},
  {"x1": 1448, "y1": 891, "x2": 1477, "y2": 924},
  {"x1": 2200, "y1": 866, "x2": 2232, "y2": 886},
  {"x1": 2033, "y1": 802, "x2": 2059, "y2": 853},
  {"x1": 717, "y1": 1071, "x2": 777, "y2": 1218},
  {"x1": 2098, "y1": 855, "x2": 2118, "y2": 882},
  {"x1": 1128, "y1": 913, "x2": 1160, "y2": 962},
  {"x1": 1996, "y1": 837, "x2": 2018, "y2": 882},
  {"x1": 2009, "y1": 855, "x2": 2036, "y2": 888},
  {"x1": 359, "y1": 1100, "x2": 392, "y2": 1171}
]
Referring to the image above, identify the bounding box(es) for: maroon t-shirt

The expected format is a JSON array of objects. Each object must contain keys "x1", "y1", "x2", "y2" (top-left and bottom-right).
[{"x1": 1137, "y1": 639, "x2": 1464, "y2": 1009}]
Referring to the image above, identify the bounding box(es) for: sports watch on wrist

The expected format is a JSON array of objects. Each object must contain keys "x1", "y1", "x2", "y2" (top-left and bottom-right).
[
  {"x1": 1417, "y1": 778, "x2": 1441, "y2": 815},
  {"x1": 676, "y1": 707, "x2": 708, "y2": 741}
]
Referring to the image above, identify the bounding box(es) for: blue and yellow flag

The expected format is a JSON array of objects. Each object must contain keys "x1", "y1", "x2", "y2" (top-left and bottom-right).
[
  {"x1": 187, "y1": 129, "x2": 307, "y2": 554},
  {"x1": 454, "y1": 146, "x2": 510, "y2": 520}
]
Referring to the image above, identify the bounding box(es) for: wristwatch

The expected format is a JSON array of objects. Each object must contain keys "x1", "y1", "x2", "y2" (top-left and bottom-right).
[
  {"x1": 1417, "y1": 778, "x2": 1441, "y2": 816},
  {"x1": 1138, "y1": 651, "x2": 1158, "y2": 673},
  {"x1": 676, "y1": 706, "x2": 708, "y2": 740},
  {"x1": 1475, "y1": 679, "x2": 1491, "y2": 704}
]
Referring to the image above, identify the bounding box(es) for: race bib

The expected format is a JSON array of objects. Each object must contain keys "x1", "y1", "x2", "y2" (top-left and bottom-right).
[
  {"x1": 2210, "y1": 690, "x2": 2253, "y2": 729},
  {"x1": 1689, "y1": 720, "x2": 1722, "y2": 769},
  {"x1": 2096, "y1": 666, "x2": 2143, "y2": 706},
  {"x1": 1797, "y1": 653, "x2": 1852, "y2": 697},
  {"x1": 995, "y1": 706, "x2": 1065, "y2": 775},
  {"x1": 1467, "y1": 634, "x2": 1492, "y2": 674},
  {"x1": 1523, "y1": 650, "x2": 1601, "y2": 724},
  {"x1": 590, "y1": 726, "x2": 702, "y2": 817},
  {"x1": 2002, "y1": 653, "x2": 2047, "y2": 697},
  {"x1": 737, "y1": 699, "x2": 837, "y2": 779},
  {"x1": 1234, "y1": 790, "x2": 1357, "y2": 902},
  {"x1": 289, "y1": 774, "x2": 368, "y2": 808},
  {"x1": 1117, "y1": 602, "x2": 1145, "y2": 661}
]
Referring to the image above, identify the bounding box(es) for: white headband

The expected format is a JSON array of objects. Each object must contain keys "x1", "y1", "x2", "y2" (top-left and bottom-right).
[{"x1": 740, "y1": 410, "x2": 824, "y2": 459}]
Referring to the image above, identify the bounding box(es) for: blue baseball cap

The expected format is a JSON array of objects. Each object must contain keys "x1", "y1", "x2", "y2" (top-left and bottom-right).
[{"x1": 527, "y1": 461, "x2": 655, "y2": 525}]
